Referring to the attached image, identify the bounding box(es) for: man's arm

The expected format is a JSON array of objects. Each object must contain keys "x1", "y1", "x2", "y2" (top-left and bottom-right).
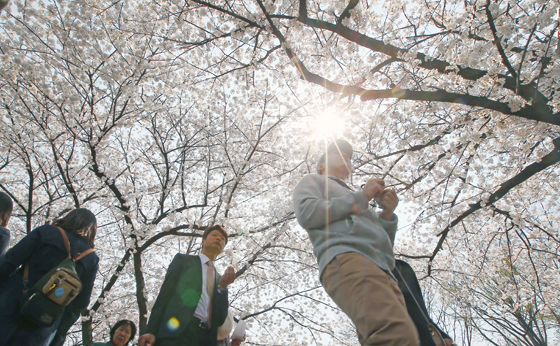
[
  {"x1": 293, "y1": 175, "x2": 370, "y2": 229},
  {"x1": 213, "y1": 266, "x2": 235, "y2": 327},
  {"x1": 213, "y1": 286, "x2": 229, "y2": 327}
]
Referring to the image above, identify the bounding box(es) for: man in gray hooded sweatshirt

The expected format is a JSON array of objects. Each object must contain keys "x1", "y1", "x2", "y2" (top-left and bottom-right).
[{"x1": 292, "y1": 139, "x2": 418, "y2": 346}]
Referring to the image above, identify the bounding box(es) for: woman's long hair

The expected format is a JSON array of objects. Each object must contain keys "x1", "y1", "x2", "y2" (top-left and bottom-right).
[
  {"x1": 0, "y1": 191, "x2": 13, "y2": 228},
  {"x1": 53, "y1": 208, "x2": 97, "y2": 248}
]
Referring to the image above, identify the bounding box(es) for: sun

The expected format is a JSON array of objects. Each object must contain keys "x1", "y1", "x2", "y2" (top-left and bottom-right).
[{"x1": 311, "y1": 107, "x2": 345, "y2": 140}]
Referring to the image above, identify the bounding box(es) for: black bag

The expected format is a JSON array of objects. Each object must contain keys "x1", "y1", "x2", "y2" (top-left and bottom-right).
[{"x1": 19, "y1": 227, "x2": 94, "y2": 327}]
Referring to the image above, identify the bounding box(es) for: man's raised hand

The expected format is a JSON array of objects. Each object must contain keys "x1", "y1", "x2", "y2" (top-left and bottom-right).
[
  {"x1": 218, "y1": 266, "x2": 236, "y2": 289},
  {"x1": 138, "y1": 333, "x2": 156, "y2": 346},
  {"x1": 376, "y1": 189, "x2": 399, "y2": 220}
]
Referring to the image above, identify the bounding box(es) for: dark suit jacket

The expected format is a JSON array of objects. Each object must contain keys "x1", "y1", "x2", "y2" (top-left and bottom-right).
[
  {"x1": 0, "y1": 226, "x2": 9, "y2": 260},
  {"x1": 145, "y1": 254, "x2": 228, "y2": 341},
  {"x1": 392, "y1": 260, "x2": 450, "y2": 346}
]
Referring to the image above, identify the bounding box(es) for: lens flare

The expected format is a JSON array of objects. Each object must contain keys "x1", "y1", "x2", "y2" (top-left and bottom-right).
[
  {"x1": 312, "y1": 107, "x2": 345, "y2": 140},
  {"x1": 391, "y1": 87, "x2": 405, "y2": 98},
  {"x1": 167, "y1": 317, "x2": 180, "y2": 331}
]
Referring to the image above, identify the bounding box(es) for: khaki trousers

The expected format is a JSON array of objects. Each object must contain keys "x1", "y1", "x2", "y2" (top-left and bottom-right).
[{"x1": 321, "y1": 253, "x2": 419, "y2": 346}]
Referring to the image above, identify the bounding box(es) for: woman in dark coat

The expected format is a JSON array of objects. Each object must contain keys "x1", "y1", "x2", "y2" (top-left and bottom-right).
[
  {"x1": 0, "y1": 191, "x2": 13, "y2": 260},
  {"x1": 0, "y1": 208, "x2": 99, "y2": 346}
]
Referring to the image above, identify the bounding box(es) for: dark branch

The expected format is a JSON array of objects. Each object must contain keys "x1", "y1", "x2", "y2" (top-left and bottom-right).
[{"x1": 427, "y1": 138, "x2": 560, "y2": 275}]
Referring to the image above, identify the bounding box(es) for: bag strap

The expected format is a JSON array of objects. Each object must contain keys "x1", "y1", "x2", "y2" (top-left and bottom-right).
[
  {"x1": 22, "y1": 226, "x2": 95, "y2": 293},
  {"x1": 429, "y1": 323, "x2": 446, "y2": 346},
  {"x1": 56, "y1": 226, "x2": 95, "y2": 261},
  {"x1": 23, "y1": 226, "x2": 71, "y2": 293},
  {"x1": 56, "y1": 226, "x2": 72, "y2": 259},
  {"x1": 329, "y1": 177, "x2": 353, "y2": 190},
  {"x1": 55, "y1": 226, "x2": 95, "y2": 261},
  {"x1": 73, "y1": 249, "x2": 95, "y2": 261}
]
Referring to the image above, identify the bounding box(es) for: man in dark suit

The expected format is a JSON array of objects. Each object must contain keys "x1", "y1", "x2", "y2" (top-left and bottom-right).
[{"x1": 138, "y1": 226, "x2": 235, "y2": 346}]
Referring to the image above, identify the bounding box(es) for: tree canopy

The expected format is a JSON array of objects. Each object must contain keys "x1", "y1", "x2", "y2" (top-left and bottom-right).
[{"x1": 1, "y1": 0, "x2": 559, "y2": 345}]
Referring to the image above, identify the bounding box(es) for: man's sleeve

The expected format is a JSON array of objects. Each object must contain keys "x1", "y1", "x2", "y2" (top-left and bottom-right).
[
  {"x1": 293, "y1": 174, "x2": 369, "y2": 229},
  {"x1": 212, "y1": 274, "x2": 229, "y2": 327},
  {"x1": 378, "y1": 214, "x2": 399, "y2": 245},
  {"x1": 145, "y1": 254, "x2": 184, "y2": 335}
]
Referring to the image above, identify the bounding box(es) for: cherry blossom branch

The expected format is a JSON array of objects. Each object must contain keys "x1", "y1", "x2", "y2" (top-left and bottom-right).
[
  {"x1": 291, "y1": 1, "x2": 557, "y2": 123},
  {"x1": 242, "y1": 1, "x2": 560, "y2": 127},
  {"x1": 485, "y1": 1, "x2": 518, "y2": 79},
  {"x1": 337, "y1": 0, "x2": 360, "y2": 25},
  {"x1": 427, "y1": 137, "x2": 560, "y2": 275}
]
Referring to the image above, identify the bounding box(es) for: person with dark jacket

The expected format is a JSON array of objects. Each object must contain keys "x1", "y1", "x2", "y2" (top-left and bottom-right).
[
  {"x1": 0, "y1": 208, "x2": 99, "y2": 346},
  {"x1": 0, "y1": 191, "x2": 13, "y2": 260},
  {"x1": 138, "y1": 225, "x2": 236, "y2": 346},
  {"x1": 392, "y1": 260, "x2": 454, "y2": 346}
]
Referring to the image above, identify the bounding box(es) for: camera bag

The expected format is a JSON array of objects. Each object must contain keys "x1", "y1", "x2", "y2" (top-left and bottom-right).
[{"x1": 19, "y1": 227, "x2": 94, "y2": 327}]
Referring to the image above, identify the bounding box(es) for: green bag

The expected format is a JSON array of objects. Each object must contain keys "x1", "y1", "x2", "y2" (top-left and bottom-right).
[{"x1": 19, "y1": 227, "x2": 94, "y2": 327}]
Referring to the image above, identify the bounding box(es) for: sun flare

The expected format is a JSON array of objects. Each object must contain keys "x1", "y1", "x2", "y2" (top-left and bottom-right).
[{"x1": 312, "y1": 108, "x2": 345, "y2": 140}]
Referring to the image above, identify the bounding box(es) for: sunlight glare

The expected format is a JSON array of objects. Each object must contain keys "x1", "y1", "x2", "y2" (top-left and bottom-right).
[{"x1": 312, "y1": 108, "x2": 345, "y2": 140}]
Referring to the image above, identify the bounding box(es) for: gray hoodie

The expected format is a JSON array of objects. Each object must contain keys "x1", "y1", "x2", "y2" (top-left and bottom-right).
[{"x1": 293, "y1": 174, "x2": 398, "y2": 279}]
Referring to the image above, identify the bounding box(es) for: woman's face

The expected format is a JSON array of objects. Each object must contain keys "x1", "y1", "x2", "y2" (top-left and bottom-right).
[{"x1": 112, "y1": 324, "x2": 132, "y2": 346}]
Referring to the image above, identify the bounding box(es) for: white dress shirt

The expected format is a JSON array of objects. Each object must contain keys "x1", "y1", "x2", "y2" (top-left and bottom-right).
[{"x1": 193, "y1": 253, "x2": 214, "y2": 322}]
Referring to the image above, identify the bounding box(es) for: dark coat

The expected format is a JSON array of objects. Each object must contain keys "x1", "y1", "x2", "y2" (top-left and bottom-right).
[
  {"x1": 392, "y1": 260, "x2": 450, "y2": 346},
  {"x1": 0, "y1": 226, "x2": 9, "y2": 260},
  {"x1": 145, "y1": 254, "x2": 228, "y2": 343},
  {"x1": 0, "y1": 224, "x2": 99, "y2": 346}
]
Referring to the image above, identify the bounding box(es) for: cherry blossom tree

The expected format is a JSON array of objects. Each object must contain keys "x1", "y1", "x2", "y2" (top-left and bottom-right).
[
  {"x1": 179, "y1": 1, "x2": 559, "y2": 344},
  {"x1": 1, "y1": 0, "x2": 559, "y2": 345}
]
